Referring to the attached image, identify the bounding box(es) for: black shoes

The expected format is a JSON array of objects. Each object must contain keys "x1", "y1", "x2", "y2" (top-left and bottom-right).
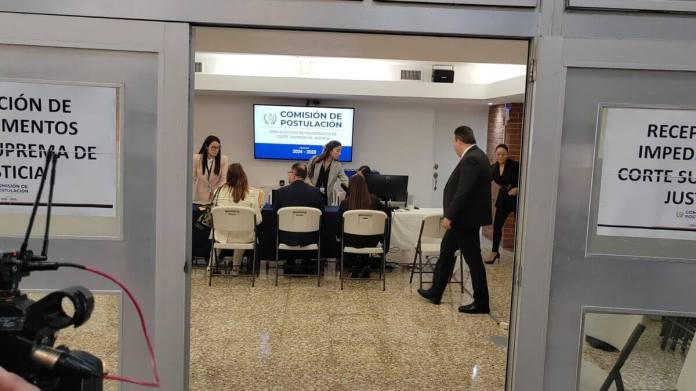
[
  {"x1": 348, "y1": 266, "x2": 372, "y2": 279},
  {"x1": 485, "y1": 253, "x2": 501, "y2": 265},
  {"x1": 458, "y1": 303, "x2": 490, "y2": 314},
  {"x1": 417, "y1": 288, "x2": 441, "y2": 305}
]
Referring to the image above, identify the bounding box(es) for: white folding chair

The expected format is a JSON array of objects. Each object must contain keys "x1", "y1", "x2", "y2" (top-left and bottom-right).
[
  {"x1": 585, "y1": 313, "x2": 644, "y2": 351},
  {"x1": 276, "y1": 207, "x2": 322, "y2": 286},
  {"x1": 340, "y1": 210, "x2": 388, "y2": 291},
  {"x1": 579, "y1": 314, "x2": 646, "y2": 391},
  {"x1": 677, "y1": 339, "x2": 695, "y2": 391},
  {"x1": 408, "y1": 214, "x2": 465, "y2": 292},
  {"x1": 208, "y1": 206, "x2": 257, "y2": 287}
]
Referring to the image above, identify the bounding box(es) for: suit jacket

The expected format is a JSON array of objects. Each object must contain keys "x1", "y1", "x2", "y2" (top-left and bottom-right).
[
  {"x1": 443, "y1": 145, "x2": 492, "y2": 229},
  {"x1": 491, "y1": 159, "x2": 519, "y2": 210},
  {"x1": 307, "y1": 156, "x2": 349, "y2": 204},
  {"x1": 272, "y1": 180, "x2": 324, "y2": 246}
]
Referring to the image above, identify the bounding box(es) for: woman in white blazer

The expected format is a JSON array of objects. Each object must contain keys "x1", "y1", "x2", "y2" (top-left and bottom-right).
[
  {"x1": 307, "y1": 140, "x2": 349, "y2": 205},
  {"x1": 214, "y1": 163, "x2": 262, "y2": 274}
]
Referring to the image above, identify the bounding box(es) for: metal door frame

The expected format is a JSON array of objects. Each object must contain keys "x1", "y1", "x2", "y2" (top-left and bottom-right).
[
  {"x1": 542, "y1": 36, "x2": 696, "y2": 390},
  {"x1": 0, "y1": 12, "x2": 190, "y2": 391},
  {"x1": 188, "y1": 26, "x2": 546, "y2": 391}
]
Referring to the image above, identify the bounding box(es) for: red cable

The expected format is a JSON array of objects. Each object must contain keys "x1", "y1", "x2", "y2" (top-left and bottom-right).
[{"x1": 83, "y1": 266, "x2": 161, "y2": 388}]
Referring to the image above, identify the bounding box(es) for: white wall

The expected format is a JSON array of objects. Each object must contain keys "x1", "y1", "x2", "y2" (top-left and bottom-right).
[
  {"x1": 432, "y1": 106, "x2": 489, "y2": 206},
  {"x1": 194, "y1": 94, "x2": 488, "y2": 207}
]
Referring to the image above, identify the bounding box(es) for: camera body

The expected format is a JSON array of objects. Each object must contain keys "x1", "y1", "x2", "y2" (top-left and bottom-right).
[
  {"x1": 0, "y1": 150, "x2": 104, "y2": 390},
  {"x1": 0, "y1": 250, "x2": 104, "y2": 390}
]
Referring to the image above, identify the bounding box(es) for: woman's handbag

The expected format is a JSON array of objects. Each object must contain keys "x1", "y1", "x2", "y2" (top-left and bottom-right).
[{"x1": 194, "y1": 187, "x2": 222, "y2": 230}]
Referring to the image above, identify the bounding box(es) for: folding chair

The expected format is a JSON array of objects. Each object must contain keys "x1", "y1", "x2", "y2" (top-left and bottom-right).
[
  {"x1": 408, "y1": 214, "x2": 465, "y2": 293},
  {"x1": 580, "y1": 314, "x2": 647, "y2": 391},
  {"x1": 275, "y1": 207, "x2": 322, "y2": 286},
  {"x1": 340, "y1": 210, "x2": 388, "y2": 291},
  {"x1": 677, "y1": 340, "x2": 695, "y2": 391},
  {"x1": 208, "y1": 206, "x2": 257, "y2": 287}
]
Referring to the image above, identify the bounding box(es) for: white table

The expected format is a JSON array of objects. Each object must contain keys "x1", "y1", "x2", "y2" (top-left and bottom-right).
[{"x1": 388, "y1": 207, "x2": 443, "y2": 264}]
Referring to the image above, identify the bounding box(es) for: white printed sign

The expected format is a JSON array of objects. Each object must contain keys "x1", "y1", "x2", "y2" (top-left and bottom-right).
[
  {"x1": 0, "y1": 81, "x2": 118, "y2": 217},
  {"x1": 596, "y1": 107, "x2": 696, "y2": 240}
]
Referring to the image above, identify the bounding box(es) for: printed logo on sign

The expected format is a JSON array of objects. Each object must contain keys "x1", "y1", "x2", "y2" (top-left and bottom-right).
[
  {"x1": 676, "y1": 210, "x2": 696, "y2": 219},
  {"x1": 263, "y1": 113, "x2": 277, "y2": 125}
]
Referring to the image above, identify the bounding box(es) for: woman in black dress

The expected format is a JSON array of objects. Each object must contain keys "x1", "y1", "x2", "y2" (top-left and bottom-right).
[{"x1": 488, "y1": 144, "x2": 519, "y2": 264}]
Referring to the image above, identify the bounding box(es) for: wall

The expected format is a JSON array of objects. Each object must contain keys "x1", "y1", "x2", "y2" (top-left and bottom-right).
[
  {"x1": 431, "y1": 106, "x2": 490, "y2": 206},
  {"x1": 483, "y1": 103, "x2": 523, "y2": 249},
  {"x1": 193, "y1": 93, "x2": 489, "y2": 207}
]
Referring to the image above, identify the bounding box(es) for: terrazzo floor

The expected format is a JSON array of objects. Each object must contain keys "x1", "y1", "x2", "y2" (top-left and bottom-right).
[
  {"x1": 582, "y1": 318, "x2": 688, "y2": 391},
  {"x1": 21, "y1": 241, "x2": 515, "y2": 391},
  {"x1": 22, "y1": 243, "x2": 691, "y2": 391},
  {"x1": 188, "y1": 246, "x2": 516, "y2": 391}
]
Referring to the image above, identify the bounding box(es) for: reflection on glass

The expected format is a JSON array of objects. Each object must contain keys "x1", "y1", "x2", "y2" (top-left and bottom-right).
[{"x1": 579, "y1": 311, "x2": 695, "y2": 391}]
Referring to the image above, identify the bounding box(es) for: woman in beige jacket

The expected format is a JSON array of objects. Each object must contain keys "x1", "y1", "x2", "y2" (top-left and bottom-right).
[
  {"x1": 307, "y1": 140, "x2": 349, "y2": 205},
  {"x1": 192, "y1": 135, "x2": 229, "y2": 205}
]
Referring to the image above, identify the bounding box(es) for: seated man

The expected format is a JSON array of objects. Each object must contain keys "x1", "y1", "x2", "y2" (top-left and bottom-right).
[{"x1": 273, "y1": 162, "x2": 324, "y2": 274}]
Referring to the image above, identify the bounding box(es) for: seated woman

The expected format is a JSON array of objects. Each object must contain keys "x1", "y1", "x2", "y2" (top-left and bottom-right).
[
  {"x1": 337, "y1": 174, "x2": 385, "y2": 278},
  {"x1": 214, "y1": 163, "x2": 262, "y2": 274}
]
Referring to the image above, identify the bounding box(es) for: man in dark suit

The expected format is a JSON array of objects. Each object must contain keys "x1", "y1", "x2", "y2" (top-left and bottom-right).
[
  {"x1": 273, "y1": 162, "x2": 324, "y2": 274},
  {"x1": 273, "y1": 162, "x2": 324, "y2": 213},
  {"x1": 418, "y1": 126, "x2": 493, "y2": 314}
]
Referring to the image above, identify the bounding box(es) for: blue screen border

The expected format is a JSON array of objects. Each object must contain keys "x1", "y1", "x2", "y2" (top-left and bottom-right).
[{"x1": 253, "y1": 103, "x2": 355, "y2": 162}]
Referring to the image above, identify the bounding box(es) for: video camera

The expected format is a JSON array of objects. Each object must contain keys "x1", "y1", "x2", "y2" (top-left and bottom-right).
[{"x1": 0, "y1": 151, "x2": 104, "y2": 391}]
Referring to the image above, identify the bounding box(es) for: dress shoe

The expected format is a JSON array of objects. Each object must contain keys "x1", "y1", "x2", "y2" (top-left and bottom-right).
[
  {"x1": 417, "y1": 288, "x2": 441, "y2": 305},
  {"x1": 485, "y1": 252, "x2": 501, "y2": 265},
  {"x1": 360, "y1": 266, "x2": 371, "y2": 279},
  {"x1": 458, "y1": 303, "x2": 490, "y2": 314}
]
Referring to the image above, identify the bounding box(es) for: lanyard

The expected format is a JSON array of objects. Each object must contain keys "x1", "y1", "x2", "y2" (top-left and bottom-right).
[{"x1": 205, "y1": 159, "x2": 213, "y2": 181}]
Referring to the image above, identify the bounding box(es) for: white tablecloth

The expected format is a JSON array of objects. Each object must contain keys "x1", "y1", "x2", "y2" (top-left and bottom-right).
[{"x1": 388, "y1": 208, "x2": 443, "y2": 264}]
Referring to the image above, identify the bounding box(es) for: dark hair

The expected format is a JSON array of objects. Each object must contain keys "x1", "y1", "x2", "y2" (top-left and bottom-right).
[
  {"x1": 453, "y1": 126, "x2": 476, "y2": 144},
  {"x1": 495, "y1": 144, "x2": 509, "y2": 152},
  {"x1": 345, "y1": 174, "x2": 372, "y2": 210},
  {"x1": 198, "y1": 135, "x2": 222, "y2": 176},
  {"x1": 291, "y1": 162, "x2": 307, "y2": 179},
  {"x1": 309, "y1": 140, "x2": 342, "y2": 178},
  {"x1": 357, "y1": 165, "x2": 372, "y2": 176},
  {"x1": 225, "y1": 163, "x2": 249, "y2": 203}
]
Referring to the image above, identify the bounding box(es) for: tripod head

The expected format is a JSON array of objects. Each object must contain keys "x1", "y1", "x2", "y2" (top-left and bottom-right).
[{"x1": 0, "y1": 150, "x2": 104, "y2": 391}]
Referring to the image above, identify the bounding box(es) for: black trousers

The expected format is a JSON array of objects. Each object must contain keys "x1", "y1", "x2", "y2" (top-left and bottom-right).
[
  {"x1": 430, "y1": 227, "x2": 489, "y2": 307},
  {"x1": 492, "y1": 204, "x2": 515, "y2": 253}
]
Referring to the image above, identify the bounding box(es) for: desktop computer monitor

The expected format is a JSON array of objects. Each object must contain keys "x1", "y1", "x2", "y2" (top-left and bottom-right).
[{"x1": 366, "y1": 175, "x2": 408, "y2": 204}]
